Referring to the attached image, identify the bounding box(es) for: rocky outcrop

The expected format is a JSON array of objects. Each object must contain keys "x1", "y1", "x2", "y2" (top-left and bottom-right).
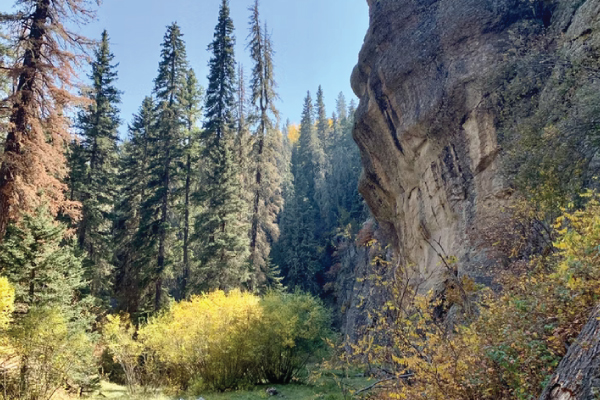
[{"x1": 350, "y1": 0, "x2": 588, "y2": 289}]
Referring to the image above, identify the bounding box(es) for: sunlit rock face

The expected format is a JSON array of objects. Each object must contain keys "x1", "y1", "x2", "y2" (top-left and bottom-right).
[{"x1": 350, "y1": 0, "x2": 575, "y2": 289}]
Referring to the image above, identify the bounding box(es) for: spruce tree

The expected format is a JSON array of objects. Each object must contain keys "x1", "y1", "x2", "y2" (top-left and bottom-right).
[
  {"x1": 247, "y1": 1, "x2": 283, "y2": 290},
  {"x1": 328, "y1": 94, "x2": 365, "y2": 230},
  {"x1": 194, "y1": 0, "x2": 250, "y2": 290},
  {"x1": 113, "y1": 97, "x2": 156, "y2": 314},
  {"x1": 178, "y1": 68, "x2": 203, "y2": 299},
  {"x1": 75, "y1": 30, "x2": 122, "y2": 299},
  {"x1": 277, "y1": 93, "x2": 322, "y2": 292},
  {"x1": 0, "y1": 208, "x2": 90, "y2": 316},
  {"x1": 314, "y1": 86, "x2": 331, "y2": 228},
  {"x1": 138, "y1": 23, "x2": 189, "y2": 310},
  {"x1": 235, "y1": 64, "x2": 254, "y2": 206}
]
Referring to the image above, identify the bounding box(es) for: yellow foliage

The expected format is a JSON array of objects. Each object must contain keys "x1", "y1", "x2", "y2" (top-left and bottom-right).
[
  {"x1": 105, "y1": 290, "x2": 330, "y2": 393},
  {"x1": 10, "y1": 307, "x2": 96, "y2": 400},
  {"x1": 287, "y1": 124, "x2": 300, "y2": 143},
  {"x1": 0, "y1": 277, "x2": 14, "y2": 330},
  {"x1": 103, "y1": 314, "x2": 145, "y2": 392},
  {"x1": 139, "y1": 289, "x2": 262, "y2": 391},
  {"x1": 341, "y1": 194, "x2": 600, "y2": 400}
]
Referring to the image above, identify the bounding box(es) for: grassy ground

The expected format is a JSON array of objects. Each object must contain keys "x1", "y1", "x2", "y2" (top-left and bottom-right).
[{"x1": 89, "y1": 371, "x2": 373, "y2": 400}]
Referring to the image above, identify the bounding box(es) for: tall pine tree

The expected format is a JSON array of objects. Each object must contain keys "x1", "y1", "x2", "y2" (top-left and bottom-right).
[
  {"x1": 247, "y1": 1, "x2": 283, "y2": 291},
  {"x1": 277, "y1": 93, "x2": 322, "y2": 293},
  {"x1": 113, "y1": 97, "x2": 156, "y2": 314},
  {"x1": 194, "y1": 0, "x2": 250, "y2": 290},
  {"x1": 75, "y1": 30, "x2": 122, "y2": 299},
  {"x1": 138, "y1": 23, "x2": 189, "y2": 310},
  {"x1": 178, "y1": 68, "x2": 203, "y2": 299}
]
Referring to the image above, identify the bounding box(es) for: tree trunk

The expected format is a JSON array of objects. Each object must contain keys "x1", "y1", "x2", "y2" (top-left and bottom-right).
[
  {"x1": 0, "y1": 0, "x2": 50, "y2": 241},
  {"x1": 539, "y1": 305, "x2": 600, "y2": 400},
  {"x1": 181, "y1": 152, "x2": 191, "y2": 298}
]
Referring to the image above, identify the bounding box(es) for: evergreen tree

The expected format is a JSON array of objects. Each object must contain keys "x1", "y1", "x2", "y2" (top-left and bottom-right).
[
  {"x1": 314, "y1": 86, "x2": 331, "y2": 227},
  {"x1": 113, "y1": 97, "x2": 156, "y2": 314},
  {"x1": 75, "y1": 30, "x2": 122, "y2": 299},
  {"x1": 138, "y1": 23, "x2": 189, "y2": 310},
  {"x1": 0, "y1": 208, "x2": 90, "y2": 316},
  {"x1": 247, "y1": 1, "x2": 283, "y2": 290},
  {"x1": 0, "y1": 207, "x2": 96, "y2": 397},
  {"x1": 194, "y1": 0, "x2": 250, "y2": 290},
  {"x1": 328, "y1": 94, "x2": 365, "y2": 231},
  {"x1": 336, "y1": 92, "x2": 348, "y2": 124},
  {"x1": 67, "y1": 140, "x2": 87, "y2": 203},
  {"x1": 235, "y1": 64, "x2": 254, "y2": 206},
  {"x1": 178, "y1": 68, "x2": 203, "y2": 298},
  {"x1": 277, "y1": 93, "x2": 322, "y2": 292}
]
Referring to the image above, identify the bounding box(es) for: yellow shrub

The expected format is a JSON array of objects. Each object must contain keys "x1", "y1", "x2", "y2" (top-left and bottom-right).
[
  {"x1": 9, "y1": 306, "x2": 96, "y2": 400},
  {"x1": 139, "y1": 289, "x2": 262, "y2": 391},
  {"x1": 343, "y1": 194, "x2": 600, "y2": 400},
  {"x1": 104, "y1": 290, "x2": 332, "y2": 393},
  {"x1": 0, "y1": 277, "x2": 14, "y2": 330},
  {"x1": 103, "y1": 314, "x2": 144, "y2": 393}
]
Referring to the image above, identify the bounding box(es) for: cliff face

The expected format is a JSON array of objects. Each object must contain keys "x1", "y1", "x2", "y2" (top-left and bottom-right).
[{"x1": 350, "y1": 0, "x2": 588, "y2": 289}]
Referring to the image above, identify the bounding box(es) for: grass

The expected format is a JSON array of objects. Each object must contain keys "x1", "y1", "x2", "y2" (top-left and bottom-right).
[{"x1": 88, "y1": 370, "x2": 373, "y2": 400}]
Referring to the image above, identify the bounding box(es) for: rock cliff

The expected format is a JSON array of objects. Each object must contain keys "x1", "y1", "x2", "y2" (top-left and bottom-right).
[{"x1": 349, "y1": 0, "x2": 594, "y2": 289}]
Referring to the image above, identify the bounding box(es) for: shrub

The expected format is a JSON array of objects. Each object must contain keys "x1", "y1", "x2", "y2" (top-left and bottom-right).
[
  {"x1": 0, "y1": 208, "x2": 98, "y2": 399},
  {"x1": 104, "y1": 290, "x2": 332, "y2": 393},
  {"x1": 255, "y1": 292, "x2": 331, "y2": 383},
  {"x1": 341, "y1": 193, "x2": 600, "y2": 400},
  {"x1": 8, "y1": 306, "x2": 97, "y2": 400},
  {"x1": 0, "y1": 277, "x2": 14, "y2": 329},
  {"x1": 139, "y1": 289, "x2": 263, "y2": 391},
  {"x1": 103, "y1": 314, "x2": 144, "y2": 392}
]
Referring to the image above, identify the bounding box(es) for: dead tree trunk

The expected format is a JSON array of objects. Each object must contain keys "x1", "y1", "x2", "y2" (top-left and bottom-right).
[{"x1": 539, "y1": 305, "x2": 600, "y2": 400}]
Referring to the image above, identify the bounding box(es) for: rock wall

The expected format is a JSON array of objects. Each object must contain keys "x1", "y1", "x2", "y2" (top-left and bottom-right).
[{"x1": 349, "y1": 0, "x2": 586, "y2": 289}]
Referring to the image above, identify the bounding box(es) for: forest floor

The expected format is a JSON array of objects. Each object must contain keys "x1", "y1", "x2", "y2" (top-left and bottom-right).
[{"x1": 87, "y1": 370, "x2": 373, "y2": 400}]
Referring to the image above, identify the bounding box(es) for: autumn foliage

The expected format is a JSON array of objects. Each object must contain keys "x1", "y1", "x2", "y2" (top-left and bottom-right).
[
  {"x1": 337, "y1": 193, "x2": 600, "y2": 400},
  {"x1": 0, "y1": 0, "x2": 97, "y2": 239},
  {"x1": 103, "y1": 290, "x2": 331, "y2": 393}
]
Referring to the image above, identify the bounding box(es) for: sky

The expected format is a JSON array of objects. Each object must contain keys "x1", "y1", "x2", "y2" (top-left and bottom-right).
[{"x1": 0, "y1": 0, "x2": 369, "y2": 135}]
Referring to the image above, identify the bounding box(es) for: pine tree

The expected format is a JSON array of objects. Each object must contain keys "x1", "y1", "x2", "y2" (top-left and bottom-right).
[
  {"x1": 178, "y1": 68, "x2": 203, "y2": 299},
  {"x1": 138, "y1": 23, "x2": 189, "y2": 310},
  {"x1": 75, "y1": 30, "x2": 122, "y2": 299},
  {"x1": 113, "y1": 97, "x2": 156, "y2": 314},
  {"x1": 277, "y1": 93, "x2": 322, "y2": 292},
  {"x1": 247, "y1": 1, "x2": 283, "y2": 291},
  {"x1": 0, "y1": 0, "x2": 97, "y2": 240},
  {"x1": 194, "y1": 0, "x2": 250, "y2": 290},
  {"x1": 314, "y1": 86, "x2": 331, "y2": 227},
  {"x1": 328, "y1": 94, "x2": 365, "y2": 230},
  {"x1": 234, "y1": 64, "x2": 254, "y2": 206},
  {"x1": 336, "y1": 92, "x2": 348, "y2": 124}
]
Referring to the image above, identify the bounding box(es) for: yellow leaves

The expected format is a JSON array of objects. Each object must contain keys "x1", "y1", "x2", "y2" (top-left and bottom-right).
[
  {"x1": 345, "y1": 195, "x2": 600, "y2": 399},
  {"x1": 0, "y1": 277, "x2": 14, "y2": 330},
  {"x1": 287, "y1": 124, "x2": 300, "y2": 143},
  {"x1": 105, "y1": 291, "x2": 330, "y2": 391}
]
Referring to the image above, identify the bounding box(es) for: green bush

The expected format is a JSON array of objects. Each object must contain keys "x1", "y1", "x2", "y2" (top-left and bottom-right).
[{"x1": 254, "y1": 292, "x2": 331, "y2": 383}]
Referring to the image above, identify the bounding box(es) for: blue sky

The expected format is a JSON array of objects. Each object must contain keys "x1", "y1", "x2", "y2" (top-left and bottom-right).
[{"x1": 0, "y1": 0, "x2": 369, "y2": 134}]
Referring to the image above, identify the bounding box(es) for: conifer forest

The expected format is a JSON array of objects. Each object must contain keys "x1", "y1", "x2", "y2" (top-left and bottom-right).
[{"x1": 2, "y1": 0, "x2": 600, "y2": 399}]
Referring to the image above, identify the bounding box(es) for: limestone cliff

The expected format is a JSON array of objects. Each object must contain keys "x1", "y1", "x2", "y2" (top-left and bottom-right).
[{"x1": 349, "y1": 0, "x2": 596, "y2": 289}]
